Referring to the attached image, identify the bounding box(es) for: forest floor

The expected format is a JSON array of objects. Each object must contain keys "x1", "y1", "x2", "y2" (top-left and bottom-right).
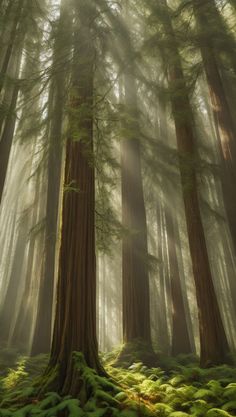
[{"x1": 0, "y1": 347, "x2": 235, "y2": 416}]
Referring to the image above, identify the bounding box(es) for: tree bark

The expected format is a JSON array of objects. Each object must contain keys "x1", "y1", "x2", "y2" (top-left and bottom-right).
[
  {"x1": 31, "y1": 1, "x2": 70, "y2": 355},
  {"x1": 47, "y1": 0, "x2": 102, "y2": 396},
  {"x1": 159, "y1": 0, "x2": 230, "y2": 366},
  {"x1": 121, "y1": 68, "x2": 151, "y2": 345},
  {"x1": 193, "y1": 0, "x2": 236, "y2": 258},
  {"x1": 165, "y1": 204, "x2": 192, "y2": 356}
]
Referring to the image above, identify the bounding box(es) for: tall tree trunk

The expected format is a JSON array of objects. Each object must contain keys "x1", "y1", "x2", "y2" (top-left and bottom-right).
[
  {"x1": 47, "y1": 0, "x2": 102, "y2": 396},
  {"x1": 156, "y1": 200, "x2": 169, "y2": 352},
  {"x1": 121, "y1": 68, "x2": 151, "y2": 345},
  {"x1": 193, "y1": 0, "x2": 236, "y2": 258},
  {"x1": 158, "y1": 96, "x2": 192, "y2": 355},
  {"x1": 159, "y1": 0, "x2": 229, "y2": 366},
  {"x1": 165, "y1": 203, "x2": 192, "y2": 355},
  {"x1": 31, "y1": 1, "x2": 69, "y2": 355}
]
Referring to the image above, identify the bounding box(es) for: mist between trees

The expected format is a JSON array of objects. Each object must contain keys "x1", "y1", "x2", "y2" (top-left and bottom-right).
[{"x1": 0, "y1": 0, "x2": 236, "y2": 416}]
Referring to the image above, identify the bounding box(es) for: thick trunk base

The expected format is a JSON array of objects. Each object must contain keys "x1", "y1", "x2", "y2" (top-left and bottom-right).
[{"x1": 115, "y1": 339, "x2": 158, "y2": 368}]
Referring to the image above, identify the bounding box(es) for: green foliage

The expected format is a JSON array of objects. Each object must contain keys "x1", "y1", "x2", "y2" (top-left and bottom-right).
[
  {"x1": 206, "y1": 409, "x2": 233, "y2": 417},
  {"x1": 0, "y1": 351, "x2": 236, "y2": 416}
]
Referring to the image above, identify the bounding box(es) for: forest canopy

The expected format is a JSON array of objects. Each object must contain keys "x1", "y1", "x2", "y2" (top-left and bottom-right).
[{"x1": 0, "y1": 0, "x2": 236, "y2": 416}]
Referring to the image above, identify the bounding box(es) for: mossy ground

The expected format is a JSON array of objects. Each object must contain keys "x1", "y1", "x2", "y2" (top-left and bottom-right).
[{"x1": 0, "y1": 348, "x2": 235, "y2": 416}]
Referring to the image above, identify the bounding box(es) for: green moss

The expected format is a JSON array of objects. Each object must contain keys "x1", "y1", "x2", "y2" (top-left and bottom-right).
[
  {"x1": 114, "y1": 340, "x2": 158, "y2": 368},
  {"x1": 0, "y1": 349, "x2": 236, "y2": 417}
]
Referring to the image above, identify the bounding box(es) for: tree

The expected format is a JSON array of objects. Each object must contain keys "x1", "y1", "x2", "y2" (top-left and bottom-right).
[
  {"x1": 45, "y1": 0, "x2": 103, "y2": 395},
  {"x1": 121, "y1": 66, "x2": 152, "y2": 347},
  {"x1": 31, "y1": 0, "x2": 71, "y2": 356},
  {"x1": 192, "y1": 0, "x2": 236, "y2": 258},
  {"x1": 151, "y1": 0, "x2": 230, "y2": 366}
]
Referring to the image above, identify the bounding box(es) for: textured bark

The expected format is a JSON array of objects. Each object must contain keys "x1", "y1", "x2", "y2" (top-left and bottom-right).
[
  {"x1": 159, "y1": 0, "x2": 229, "y2": 366},
  {"x1": 121, "y1": 68, "x2": 151, "y2": 345},
  {"x1": 193, "y1": 0, "x2": 236, "y2": 259},
  {"x1": 47, "y1": 0, "x2": 102, "y2": 395}
]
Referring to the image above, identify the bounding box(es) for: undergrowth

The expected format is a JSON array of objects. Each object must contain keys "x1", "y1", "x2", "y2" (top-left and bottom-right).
[{"x1": 0, "y1": 348, "x2": 235, "y2": 416}]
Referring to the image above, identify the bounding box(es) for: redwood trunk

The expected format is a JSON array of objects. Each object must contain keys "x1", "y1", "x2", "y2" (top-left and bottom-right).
[
  {"x1": 193, "y1": 0, "x2": 236, "y2": 257},
  {"x1": 159, "y1": 0, "x2": 229, "y2": 366},
  {"x1": 31, "y1": 2, "x2": 69, "y2": 355},
  {"x1": 165, "y1": 205, "x2": 192, "y2": 356},
  {"x1": 121, "y1": 69, "x2": 151, "y2": 344},
  {"x1": 48, "y1": 1, "x2": 102, "y2": 395}
]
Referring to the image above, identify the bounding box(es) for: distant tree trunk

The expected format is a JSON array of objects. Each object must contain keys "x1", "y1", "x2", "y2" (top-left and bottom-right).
[
  {"x1": 0, "y1": 84, "x2": 19, "y2": 202},
  {"x1": 121, "y1": 68, "x2": 151, "y2": 346},
  {"x1": 155, "y1": 200, "x2": 169, "y2": 352},
  {"x1": 46, "y1": 0, "x2": 102, "y2": 396},
  {"x1": 0, "y1": 201, "x2": 19, "y2": 307},
  {"x1": 31, "y1": 1, "x2": 69, "y2": 355},
  {"x1": 0, "y1": 0, "x2": 25, "y2": 94},
  {"x1": 159, "y1": 0, "x2": 229, "y2": 366},
  {"x1": 0, "y1": 212, "x2": 29, "y2": 342},
  {"x1": 0, "y1": 20, "x2": 26, "y2": 203},
  {"x1": 11, "y1": 167, "x2": 44, "y2": 350},
  {"x1": 193, "y1": 0, "x2": 236, "y2": 258},
  {"x1": 165, "y1": 204, "x2": 192, "y2": 355},
  {"x1": 158, "y1": 96, "x2": 191, "y2": 355},
  {"x1": 174, "y1": 216, "x2": 197, "y2": 354}
]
